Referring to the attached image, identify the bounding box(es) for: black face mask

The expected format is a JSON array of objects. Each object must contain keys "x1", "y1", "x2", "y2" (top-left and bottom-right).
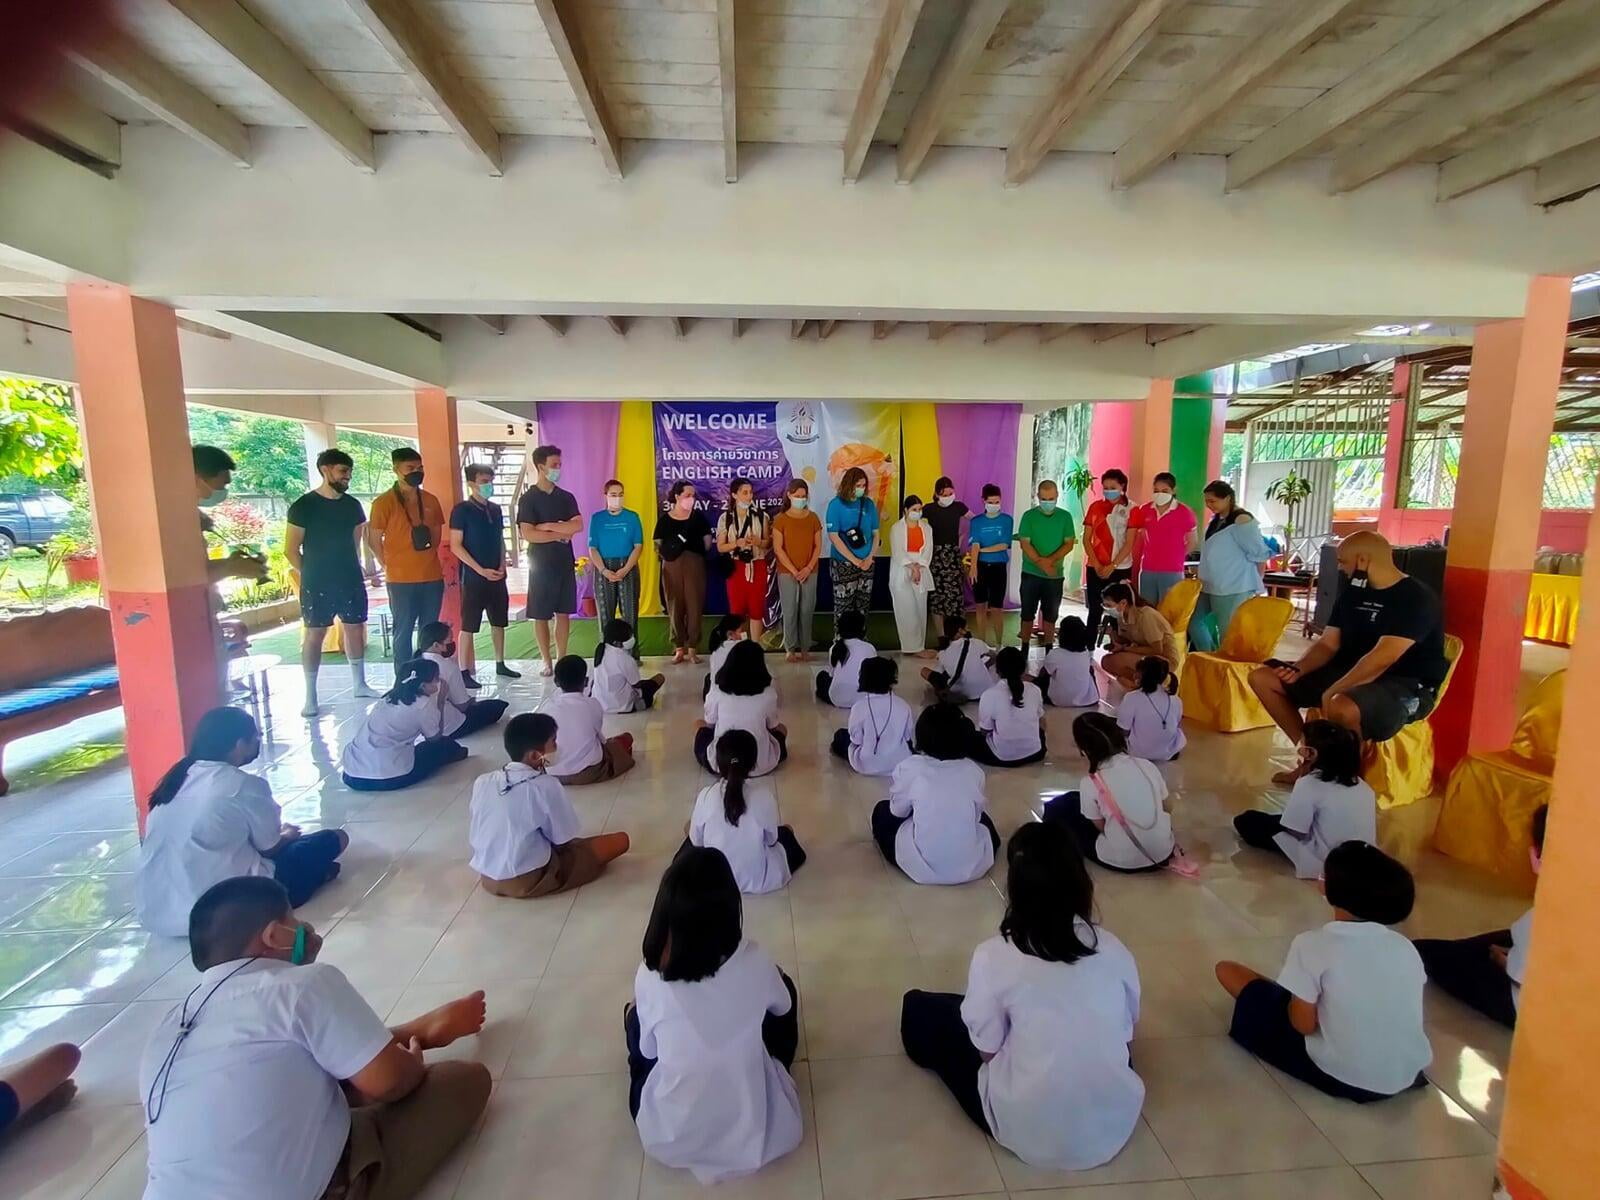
[
  {"x1": 329, "y1": 479, "x2": 350, "y2": 494},
  {"x1": 441, "y1": 642, "x2": 456, "y2": 658},
  {"x1": 402, "y1": 470, "x2": 424, "y2": 488},
  {"x1": 1348, "y1": 567, "x2": 1370, "y2": 588}
]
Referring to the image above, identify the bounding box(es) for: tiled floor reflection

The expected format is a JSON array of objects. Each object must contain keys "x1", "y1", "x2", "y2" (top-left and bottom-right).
[{"x1": 0, "y1": 629, "x2": 1535, "y2": 1199}]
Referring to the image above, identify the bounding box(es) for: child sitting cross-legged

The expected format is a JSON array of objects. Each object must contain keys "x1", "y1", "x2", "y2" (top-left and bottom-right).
[
  {"x1": 920, "y1": 615, "x2": 995, "y2": 703},
  {"x1": 696, "y1": 639, "x2": 788, "y2": 775},
  {"x1": 1234, "y1": 720, "x2": 1375, "y2": 880},
  {"x1": 1042, "y1": 713, "x2": 1175, "y2": 873},
  {"x1": 830, "y1": 656, "x2": 915, "y2": 776},
  {"x1": 1216, "y1": 840, "x2": 1431, "y2": 1102},
  {"x1": 873, "y1": 703, "x2": 1000, "y2": 885},
  {"x1": 1115, "y1": 655, "x2": 1185, "y2": 762},
  {"x1": 1036, "y1": 615, "x2": 1099, "y2": 708},
  {"x1": 971, "y1": 647, "x2": 1047, "y2": 768},
  {"x1": 592, "y1": 619, "x2": 666, "y2": 714},
  {"x1": 420, "y1": 621, "x2": 508, "y2": 737},
  {"x1": 703, "y1": 615, "x2": 745, "y2": 700},
  {"x1": 815, "y1": 611, "x2": 876, "y2": 707},
  {"x1": 688, "y1": 730, "x2": 806, "y2": 894},
  {"x1": 536, "y1": 655, "x2": 635, "y2": 784},
  {"x1": 469, "y1": 713, "x2": 631, "y2": 898}
]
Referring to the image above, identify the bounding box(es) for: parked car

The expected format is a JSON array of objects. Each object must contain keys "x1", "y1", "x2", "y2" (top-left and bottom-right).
[{"x1": 0, "y1": 491, "x2": 72, "y2": 558}]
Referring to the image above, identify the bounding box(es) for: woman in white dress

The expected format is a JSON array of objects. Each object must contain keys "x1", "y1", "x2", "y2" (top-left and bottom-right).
[{"x1": 889, "y1": 495, "x2": 936, "y2": 658}]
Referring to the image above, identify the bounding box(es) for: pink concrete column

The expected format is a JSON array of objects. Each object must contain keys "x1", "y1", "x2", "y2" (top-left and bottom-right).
[
  {"x1": 66, "y1": 284, "x2": 220, "y2": 826},
  {"x1": 1130, "y1": 378, "x2": 1174, "y2": 489},
  {"x1": 1434, "y1": 275, "x2": 1571, "y2": 774},
  {"x1": 1086, "y1": 401, "x2": 1133, "y2": 481},
  {"x1": 415, "y1": 387, "x2": 464, "y2": 636}
]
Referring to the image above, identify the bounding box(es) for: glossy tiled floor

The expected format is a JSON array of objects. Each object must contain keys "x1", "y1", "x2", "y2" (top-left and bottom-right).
[{"x1": 0, "y1": 639, "x2": 1534, "y2": 1200}]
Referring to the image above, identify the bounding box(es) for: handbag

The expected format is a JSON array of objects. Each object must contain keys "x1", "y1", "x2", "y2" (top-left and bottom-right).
[
  {"x1": 840, "y1": 499, "x2": 869, "y2": 553},
  {"x1": 394, "y1": 485, "x2": 434, "y2": 552},
  {"x1": 1089, "y1": 767, "x2": 1200, "y2": 878}
]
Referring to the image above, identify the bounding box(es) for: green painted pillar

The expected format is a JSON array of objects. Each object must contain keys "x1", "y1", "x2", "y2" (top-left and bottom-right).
[{"x1": 1172, "y1": 370, "x2": 1227, "y2": 511}]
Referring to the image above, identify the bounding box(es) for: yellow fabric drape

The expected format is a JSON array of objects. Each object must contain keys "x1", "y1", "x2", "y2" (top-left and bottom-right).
[
  {"x1": 616, "y1": 400, "x2": 662, "y2": 617},
  {"x1": 1524, "y1": 573, "x2": 1581, "y2": 646},
  {"x1": 899, "y1": 403, "x2": 942, "y2": 505},
  {"x1": 1219, "y1": 596, "x2": 1293, "y2": 661},
  {"x1": 1178, "y1": 595, "x2": 1295, "y2": 733},
  {"x1": 1156, "y1": 578, "x2": 1201, "y2": 676},
  {"x1": 1507, "y1": 669, "x2": 1566, "y2": 772}
]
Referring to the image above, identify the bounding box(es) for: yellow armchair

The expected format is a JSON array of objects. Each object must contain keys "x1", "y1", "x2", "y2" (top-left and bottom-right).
[
  {"x1": 1178, "y1": 595, "x2": 1294, "y2": 732},
  {"x1": 1156, "y1": 578, "x2": 1202, "y2": 675},
  {"x1": 1436, "y1": 668, "x2": 1564, "y2": 890}
]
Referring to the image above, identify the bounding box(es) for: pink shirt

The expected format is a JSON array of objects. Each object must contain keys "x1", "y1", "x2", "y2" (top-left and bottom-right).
[{"x1": 1131, "y1": 501, "x2": 1197, "y2": 573}]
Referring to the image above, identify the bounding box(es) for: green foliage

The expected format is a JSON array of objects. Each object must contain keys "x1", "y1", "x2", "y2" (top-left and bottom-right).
[
  {"x1": 185, "y1": 407, "x2": 311, "y2": 502},
  {"x1": 0, "y1": 378, "x2": 81, "y2": 488},
  {"x1": 223, "y1": 547, "x2": 295, "y2": 611},
  {"x1": 1264, "y1": 469, "x2": 1316, "y2": 538},
  {"x1": 1062, "y1": 463, "x2": 1095, "y2": 502}
]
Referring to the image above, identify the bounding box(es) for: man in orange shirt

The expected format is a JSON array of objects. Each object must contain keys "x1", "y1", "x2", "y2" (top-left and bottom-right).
[{"x1": 367, "y1": 447, "x2": 446, "y2": 668}]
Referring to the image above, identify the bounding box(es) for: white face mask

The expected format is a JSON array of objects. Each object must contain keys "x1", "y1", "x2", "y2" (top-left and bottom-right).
[
  {"x1": 984, "y1": 501, "x2": 1001, "y2": 516},
  {"x1": 937, "y1": 495, "x2": 954, "y2": 508},
  {"x1": 735, "y1": 498, "x2": 751, "y2": 511},
  {"x1": 605, "y1": 495, "x2": 623, "y2": 512},
  {"x1": 907, "y1": 509, "x2": 923, "y2": 523},
  {"x1": 1152, "y1": 491, "x2": 1174, "y2": 508},
  {"x1": 622, "y1": 636, "x2": 636, "y2": 650}
]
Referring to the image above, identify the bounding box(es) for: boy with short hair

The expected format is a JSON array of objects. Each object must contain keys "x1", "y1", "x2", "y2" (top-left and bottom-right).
[
  {"x1": 965, "y1": 484, "x2": 1013, "y2": 647},
  {"x1": 1215, "y1": 841, "x2": 1431, "y2": 1102},
  {"x1": 535, "y1": 655, "x2": 636, "y2": 783}
]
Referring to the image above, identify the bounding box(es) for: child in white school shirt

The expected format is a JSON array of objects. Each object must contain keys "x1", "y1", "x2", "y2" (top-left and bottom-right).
[
  {"x1": 592, "y1": 619, "x2": 666, "y2": 714},
  {"x1": 873, "y1": 703, "x2": 1000, "y2": 885},
  {"x1": 703, "y1": 615, "x2": 745, "y2": 700},
  {"x1": 1115, "y1": 656, "x2": 1185, "y2": 762},
  {"x1": 901, "y1": 821, "x2": 1144, "y2": 1170},
  {"x1": 1042, "y1": 713, "x2": 1175, "y2": 873},
  {"x1": 536, "y1": 655, "x2": 636, "y2": 784},
  {"x1": 1217, "y1": 841, "x2": 1431, "y2": 1102},
  {"x1": 971, "y1": 647, "x2": 1047, "y2": 767},
  {"x1": 1234, "y1": 720, "x2": 1376, "y2": 880},
  {"x1": 419, "y1": 622, "x2": 508, "y2": 737},
  {"x1": 920, "y1": 615, "x2": 996, "y2": 702},
  {"x1": 830, "y1": 656, "x2": 915, "y2": 776},
  {"x1": 625, "y1": 847, "x2": 803, "y2": 1183},
  {"x1": 689, "y1": 730, "x2": 806, "y2": 894},
  {"x1": 340, "y1": 658, "x2": 469, "y2": 791},
  {"x1": 469, "y1": 713, "x2": 631, "y2": 899},
  {"x1": 695, "y1": 640, "x2": 788, "y2": 776},
  {"x1": 1037, "y1": 615, "x2": 1100, "y2": 708},
  {"x1": 814, "y1": 610, "x2": 876, "y2": 707}
]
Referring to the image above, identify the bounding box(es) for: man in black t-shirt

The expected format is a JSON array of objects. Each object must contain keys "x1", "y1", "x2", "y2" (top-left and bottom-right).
[
  {"x1": 1250, "y1": 532, "x2": 1449, "y2": 775},
  {"x1": 285, "y1": 449, "x2": 376, "y2": 716},
  {"x1": 515, "y1": 444, "x2": 583, "y2": 676},
  {"x1": 450, "y1": 463, "x2": 519, "y2": 686}
]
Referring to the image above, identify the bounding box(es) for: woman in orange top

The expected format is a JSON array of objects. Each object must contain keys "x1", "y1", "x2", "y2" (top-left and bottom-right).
[{"x1": 889, "y1": 495, "x2": 936, "y2": 657}]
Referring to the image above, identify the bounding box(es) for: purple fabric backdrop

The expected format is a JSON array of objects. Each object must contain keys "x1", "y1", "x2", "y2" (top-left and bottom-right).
[
  {"x1": 534, "y1": 400, "x2": 621, "y2": 574},
  {"x1": 935, "y1": 403, "x2": 1022, "y2": 510}
]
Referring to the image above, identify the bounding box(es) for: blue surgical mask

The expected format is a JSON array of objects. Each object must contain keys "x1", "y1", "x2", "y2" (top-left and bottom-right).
[
  {"x1": 1103, "y1": 488, "x2": 1122, "y2": 502},
  {"x1": 545, "y1": 467, "x2": 562, "y2": 483},
  {"x1": 1038, "y1": 499, "x2": 1057, "y2": 513},
  {"x1": 791, "y1": 497, "x2": 809, "y2": 511},
  {"x1": 200, "y1": 487, "x2": 228, "y2": 508}
]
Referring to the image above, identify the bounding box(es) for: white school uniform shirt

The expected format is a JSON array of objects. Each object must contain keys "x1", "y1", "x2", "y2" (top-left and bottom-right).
[
  {"x1": 1116, "y1": 689, "x2": 1187, "y2": 762},
  {"x1": 689, "y1": 779, "x2": 790, "y2": 894},
  {"x1": 340, "y1": 693, "x2": 446, "y2": 781},
  {"x1": 1077, "y1": 754, "x2": 1175, "y2": 870},
  {"x1": 592, "y1": 643, "x2": 644, "y2": 714},
  {"x1": 964, "y1": 928, "x2": 1144, "y2": 1171},
  {"x1": 978, "y1": 679, "x2": 1045, "y2": 762},
  {"x1": 1273, "y1": 775, "x2": 1377, "y2": 880},
  {"x1": 1277, "y1": 921, "x2": 1432, "y2": 1095},
  {"x1": 633, "y1": 940, "x2": 802, "y2": 1183},
  {"x1": 707, "y1": 636, "x2": 739, "y2": 683},
  {"x1": 938, "y1": 634, "x2": 996, "y2": 701},
  {"x1": 423, "y1": 650, "x2": 471, "y2": 734},
  {"x1": 468, "y1": 762, "x2": 581, "y2": 880},
  {"x1": 1041, "y1": 647, "x2": 1099, "y2": 707},
  {"x1": 1507, "y1": 907, "x2": 1533, "y2": 1011},
  {"x1": 823, "y1": 638, "x2": 877, "y2": 708},
  {"x1": 537, "y1": 689, "x2": 607, "y2": 776},
  {"x1": 703, "y1": 686, "x2": 784, "y2": 777},
  {"x1": 137, "y1": 761, "x2": 280, "y2": 937},
  {"x1": 139, "y1": 958, "x2": 394, "y2": 1200},
  {"x1": 847, "y1": 693, "x2": 915, "y2": 776},
  {"x1": 887, "y1": 755, "x2": 994, "y2": 884}
]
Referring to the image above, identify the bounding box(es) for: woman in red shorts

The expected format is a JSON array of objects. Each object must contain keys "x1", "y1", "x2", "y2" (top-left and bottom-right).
[{"x1": 716, "y1": 476, "x2": 773, "y2": 642}]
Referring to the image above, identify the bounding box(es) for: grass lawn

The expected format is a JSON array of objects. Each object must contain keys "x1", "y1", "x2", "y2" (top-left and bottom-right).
[{"x1": 0, "y1": 547, "x2": 101, "y2": 609}]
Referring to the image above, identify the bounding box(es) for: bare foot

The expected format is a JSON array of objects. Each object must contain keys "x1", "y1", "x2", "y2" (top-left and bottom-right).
[
  {"x1": 412, "y1": 991, "x2": 487, "y2": 1050},
  {"x1": 540, "y1": 662, "x2": 554, "y2": 678},
  {"x1": 917, "y1": 649, "x2": 938, "y2": 660},
  {"x1": 672, "y1": 648, "x2": 686, "y2": 664},
  {"x1": 687, "y1": 651, "x2": 701, "y2": 664},
  {"x1": 6, "y1": 1081, "x2": 77, "y2": 1137}
]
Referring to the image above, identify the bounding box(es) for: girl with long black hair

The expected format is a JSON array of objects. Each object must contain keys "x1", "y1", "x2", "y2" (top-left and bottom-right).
[
  {"x1": 340, "y1": 658, "x2": 468, "y2": 790},
  {"x1": 972, "y1": 646, "x2": 1046, "y2": 767},
  {"x1": 695, "y1": 639, "x2": 788, "y2": 775},
  {"x1": 815, "y1": 609, "x2": 875, "y2": 707},
  {"x1": 1115, "y1": 655, "x2": 1185, "y2": 762},
  {"x1": 688, "y1": 730, "x2": 806, "y2": 893},
  {"x1": 1042, "y1": 713, "x2": 1175, "y2": 872}
]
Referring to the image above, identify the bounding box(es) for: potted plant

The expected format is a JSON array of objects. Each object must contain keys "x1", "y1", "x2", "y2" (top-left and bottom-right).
[
  {"x1": 48, "y1": 531, "x2": 99, "y2": 585},
  {"x1": 575, "y1": 555, "x2": 596, "y2": 617},
  {"x1": 1264, "y1": 469, "x2": 1315, "y2": 569},
  {"x1": 1062, "y1": 461, "x2": 1096, "y2": 594}
]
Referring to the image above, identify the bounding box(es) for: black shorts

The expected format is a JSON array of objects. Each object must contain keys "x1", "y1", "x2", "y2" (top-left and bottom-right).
[
  {"x1": 299, "y1": 579, "x2": 368, "y2": 630},
  {"x1": 1283, "y1": 662, "x2": 1438, "y2": 742},
  {"x1": 972, "y1": 561, "x2": 1008, "y2": 607},
  {"x1": 1018, "y1": 574, "x2": 1064, "y2": 625},
  {"x1": 459, "y1": 570, "x2": 510, "y2": 632},
  {"x1": 527, "y1": 558, "x2": 577, "y2": 621}
]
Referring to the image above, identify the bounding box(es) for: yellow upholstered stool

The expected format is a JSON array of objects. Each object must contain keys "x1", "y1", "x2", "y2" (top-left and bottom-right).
[
  {"x1": 1436, "y1": 669, "x2": 1565, "y2": 890},
  {"x1": 1156, "y1": 578, "x2": 1201, "y2": 675},
  {"x1": 1178, "y1": 595, "x2": 1294, "y2": 732}
]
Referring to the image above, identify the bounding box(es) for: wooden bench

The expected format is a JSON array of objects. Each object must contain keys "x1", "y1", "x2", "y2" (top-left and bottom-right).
[{"x1": 0, "y1": 606, "x2": 121, "y2": 796}]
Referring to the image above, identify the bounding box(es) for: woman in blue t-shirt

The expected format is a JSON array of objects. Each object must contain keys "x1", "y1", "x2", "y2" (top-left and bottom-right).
[
  {"x1": 825, "y1": 468, "x2": 880, "y2": 634},
  {"x1": 588, "y1": 480, "x2": 646, "y2": 643}
]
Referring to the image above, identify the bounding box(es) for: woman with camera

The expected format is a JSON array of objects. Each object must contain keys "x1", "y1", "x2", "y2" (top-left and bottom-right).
[{"x1": 716, "y1": 477, "x2": 773, "y2": 643}]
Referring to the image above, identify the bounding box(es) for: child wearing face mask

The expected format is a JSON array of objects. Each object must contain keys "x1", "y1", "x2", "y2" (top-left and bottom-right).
[
  {"x1": 966, "y1": 484, "x2": 1014, "y2": 648},
  {"x1": 1129, "y1": 472, "x2": 1197, "y2": 606},
  {"x1": 593, "y1": 619, "x2": 666, "y2": 713},
  {"x1": 469, "y1": 713, "x2": 631, "y2": 898},
  {"x1": 1234, "y1": 720, "x2": 1375, "y2": 880},
  {"x1": 703, "y1": 615, "x2": 746, "y2": 699},
  {"x1": 890, "y1": 495, "x2": 936, "y2": 656},
  {"x1": 1116, "y1": 656, "x2": 1185, "y2": 762},
  {"x1": 340, "y1": 658, "x2": 469, "y2": 790},
  {"x1": 420, "y1": 621, "x2": 508, "y2": 737}
]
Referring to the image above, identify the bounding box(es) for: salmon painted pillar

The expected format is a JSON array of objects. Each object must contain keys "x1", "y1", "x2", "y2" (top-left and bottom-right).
[
  {"x1": 1434, "y1": 275, "x2": 1571, "y2": 774},
  {"x1": 66, "y1": 284, "x2": 220, "y2": 825},
  {"x1": 1498, "y1": 483, "x2": 1600, "y2": 1199},
  {"x1": 1086, "y1": 401, "x2": 1134, "y2": 482},
  {"x1": 1130, "y1": 378, "x2": 1174, "y2": 487},
  {"x1": 414, "y1": 387, "x2": 463, "y2": 637}
]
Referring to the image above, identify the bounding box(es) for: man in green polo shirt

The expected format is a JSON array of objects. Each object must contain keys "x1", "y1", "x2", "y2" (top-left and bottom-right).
[{"x1": 1016, "y1": 480, "x2": 1077, "y2": 651}]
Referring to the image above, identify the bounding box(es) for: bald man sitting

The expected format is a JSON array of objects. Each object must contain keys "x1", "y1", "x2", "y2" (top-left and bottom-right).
[{"x1": 1248, "y1": 532, "x2": 1450, "y2": 783}]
